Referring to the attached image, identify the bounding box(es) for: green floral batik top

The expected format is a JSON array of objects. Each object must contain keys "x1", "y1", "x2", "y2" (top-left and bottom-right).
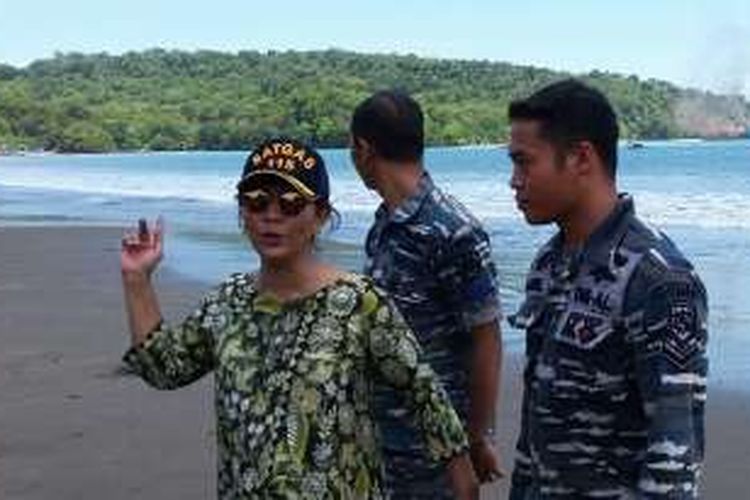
[{"x1": 123, "y1": 272, "x2": 467, "y2": 499}]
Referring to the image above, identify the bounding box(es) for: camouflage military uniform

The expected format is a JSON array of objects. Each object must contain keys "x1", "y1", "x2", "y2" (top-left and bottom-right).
[
  {"x1": 509, "y1": 196, "x2": 708, "y2": 499},
  {"x1": 364, "y1": 173, "x2": 501, "y2": 498}
]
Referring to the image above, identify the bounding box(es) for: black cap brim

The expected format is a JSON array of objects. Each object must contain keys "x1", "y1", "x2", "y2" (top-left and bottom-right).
[{"x1": 236, "y1": 170, "x2": 317, "y2": 199}]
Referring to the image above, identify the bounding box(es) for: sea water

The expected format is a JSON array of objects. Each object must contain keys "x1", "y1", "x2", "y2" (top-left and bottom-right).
[{"x1": 1, "y1": 140, "x2": 748, "y2": 388}]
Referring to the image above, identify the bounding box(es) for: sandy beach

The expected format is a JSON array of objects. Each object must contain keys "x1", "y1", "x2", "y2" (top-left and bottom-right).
[{"x1": 1, "y1": 225, "x2": 747, "y2": 499}]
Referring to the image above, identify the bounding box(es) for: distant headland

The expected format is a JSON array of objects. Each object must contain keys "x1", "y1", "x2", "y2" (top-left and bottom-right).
[{"x1": 0, "y1": 49, "x2": 747, "y2": 153}]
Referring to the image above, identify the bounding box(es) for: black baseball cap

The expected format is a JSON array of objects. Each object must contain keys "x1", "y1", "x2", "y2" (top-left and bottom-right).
[{"x1": 237, "y1": 138, "x2": 329, "y2": 201}]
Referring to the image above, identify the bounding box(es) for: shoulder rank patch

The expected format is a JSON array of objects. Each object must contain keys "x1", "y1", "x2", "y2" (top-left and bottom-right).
[
  {"x1": 663, "y1": 303, "x2": 705, "y2": 367},
  {"x1": 645, "y1": 286, "x2": 706, "y2": 368}
]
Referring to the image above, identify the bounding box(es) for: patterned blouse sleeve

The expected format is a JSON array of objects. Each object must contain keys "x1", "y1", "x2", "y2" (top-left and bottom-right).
[
  {"x1": 122, "y1": 283, "x2": 226, "y2": 390},
  {"x1": 362, "y1": 284, "x2": 469, "y2": 462}
]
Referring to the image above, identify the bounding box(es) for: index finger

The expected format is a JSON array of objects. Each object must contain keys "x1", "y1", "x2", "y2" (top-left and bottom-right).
[
  {"x1": 153, "y1": 216, "x2": 165, "y2": 246},
  {"x1": 138, "y1": 218, "x2": 149, "y2": 241}
]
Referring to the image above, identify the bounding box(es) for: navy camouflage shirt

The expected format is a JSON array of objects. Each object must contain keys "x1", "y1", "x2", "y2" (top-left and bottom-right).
[
  {"x1": 509, "y1": 196, "x2": 708, "y2": 499},
  {"x1": 364, "y1": 173, "x2": 501, "y2": 492}
]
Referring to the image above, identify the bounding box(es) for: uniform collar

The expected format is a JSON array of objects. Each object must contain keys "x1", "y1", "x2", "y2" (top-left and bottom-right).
[
  {"x1": 375, "y1": 172, "x2": 434, "y2": 225},
  {"x1": 582, "y1": 194, "x2": 635, "y2": 267},
  {"x1": 545, "y1": 194, "x2": 635, "y2": 270}
]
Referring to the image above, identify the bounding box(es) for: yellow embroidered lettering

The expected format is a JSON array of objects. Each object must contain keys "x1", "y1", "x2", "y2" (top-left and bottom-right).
[{"x1": 292, "y1": 149, "x2": 306, "y2": 163}]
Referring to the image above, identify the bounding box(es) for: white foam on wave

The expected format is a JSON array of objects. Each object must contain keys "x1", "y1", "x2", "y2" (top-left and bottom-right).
[
  {"x1": 397, "y1": 180, "x2": 750, "y2": 230},
  {"x1": 0, "y1": 162, "x2": 238, "y2": 204},
  {"x1": 635, "y1": 192, "x2": 750, "y2": 229},
  {"x1": 2, "y1": 155, "x2": 749, "y2": 229}
]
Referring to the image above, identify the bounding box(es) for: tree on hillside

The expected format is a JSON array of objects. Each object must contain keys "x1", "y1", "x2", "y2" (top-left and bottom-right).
[{"x1": 0, "y1": 50, "x2": 747, "y2": 152}]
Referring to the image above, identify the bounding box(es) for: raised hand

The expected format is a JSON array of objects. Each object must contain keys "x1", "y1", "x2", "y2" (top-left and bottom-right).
[{"x1": 121, "y1": 217, "x2": 164, "y2": 277}]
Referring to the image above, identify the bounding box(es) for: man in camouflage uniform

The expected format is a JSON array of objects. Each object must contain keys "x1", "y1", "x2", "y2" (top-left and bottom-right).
[
  {"x1": 349, "y1": 90, "x2": 504, "y2": 497},
  {"x1": 507, "y1": 80, "x2": 708, "y2": 499}
]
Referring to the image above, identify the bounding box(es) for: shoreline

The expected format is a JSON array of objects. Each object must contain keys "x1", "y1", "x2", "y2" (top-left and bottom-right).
[
  {"x1": 2, "y1": 137, "x2": 749, "y2": 157},
  {"x1": 0, "y1": 225, "x2": 747, "y2": 499}
]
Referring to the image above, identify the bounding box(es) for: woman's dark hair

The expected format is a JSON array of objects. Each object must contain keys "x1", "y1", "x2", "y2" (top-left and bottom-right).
[
  {"x1": 350, "y1": 90, "x2": 424, "y2": 163},
  {"x1": 315, "y1": 199, "x2": 341, "y2": 234},
  {"x1": 509, "y1": 79, "x2": 619, "y2": 179}
]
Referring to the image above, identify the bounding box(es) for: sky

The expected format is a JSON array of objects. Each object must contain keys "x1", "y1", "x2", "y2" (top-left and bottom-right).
[{"x1": 0, "y1": 0, "x2": 748, "y2": 96}]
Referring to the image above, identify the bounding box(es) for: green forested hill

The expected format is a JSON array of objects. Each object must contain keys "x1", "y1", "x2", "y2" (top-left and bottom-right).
[{"x1": 0, "y1": 49, "x2": 747, "y2": 152}]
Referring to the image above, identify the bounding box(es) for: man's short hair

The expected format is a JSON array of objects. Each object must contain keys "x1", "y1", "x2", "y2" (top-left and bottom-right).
[
  {"x1": 350, "y1": 90, "x2": 424, "y2": 163},
  {"x1": 509, "y1": 79, "x2": 619, "y2": 179}
]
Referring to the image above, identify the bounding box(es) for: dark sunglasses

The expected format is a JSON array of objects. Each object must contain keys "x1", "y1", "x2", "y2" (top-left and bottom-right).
[{"x1": 239, "y1": 189, "x2": 313, "y2": 217}]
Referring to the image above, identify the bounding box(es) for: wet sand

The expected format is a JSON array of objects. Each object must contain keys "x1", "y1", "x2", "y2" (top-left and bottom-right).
[{"x1": 0, "y1": 226, "x2": 746, "y2": 499}]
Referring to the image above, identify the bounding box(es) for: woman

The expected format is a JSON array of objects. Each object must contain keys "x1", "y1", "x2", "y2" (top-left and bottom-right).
[{"x1": 120, "y1": 138, "x2": 479, "y2": 499}]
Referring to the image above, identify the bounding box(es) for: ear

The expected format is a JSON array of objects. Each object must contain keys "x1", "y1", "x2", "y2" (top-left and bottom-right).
[
  {"x1": 354, "y1": 137, "x2": 374, "y2": 157},
  {"x1": 568, "y1": 141, "x2": 598, "y2": 177}
]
